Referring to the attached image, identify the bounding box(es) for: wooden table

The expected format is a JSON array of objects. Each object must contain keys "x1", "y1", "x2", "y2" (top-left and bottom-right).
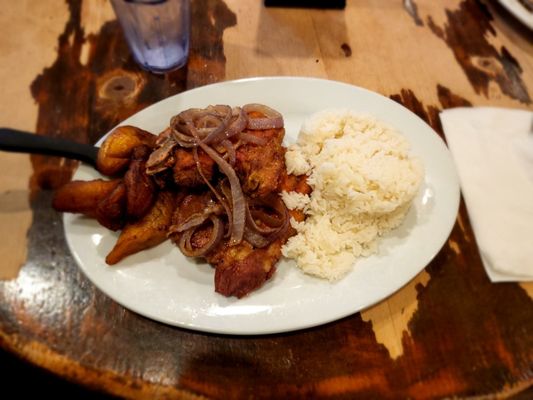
[{"x1": 1, "y1": 0, "x2": 532, "y2": 398}]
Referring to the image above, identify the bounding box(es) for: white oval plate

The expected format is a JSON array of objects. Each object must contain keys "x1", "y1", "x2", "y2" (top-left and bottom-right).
[{"x1": 65, "y1": 77, "x2": 460, "y2": 335}]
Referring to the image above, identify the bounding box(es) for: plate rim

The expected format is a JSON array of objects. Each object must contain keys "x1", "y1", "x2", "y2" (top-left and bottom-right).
[{"x1": 497, "y1": 0, "x2": 533, "y2": 29}]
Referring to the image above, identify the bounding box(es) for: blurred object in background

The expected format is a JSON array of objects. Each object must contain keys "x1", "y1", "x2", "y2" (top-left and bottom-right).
[
  {"x1": 264, "y1": 0, "x2": 346, "y2": 8},
  {"x1": 110, "y1": 0, "x2": 190, "y2": 74}
]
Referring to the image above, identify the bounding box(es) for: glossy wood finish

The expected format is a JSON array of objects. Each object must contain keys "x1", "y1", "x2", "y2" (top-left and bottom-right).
[{"x1": 0, "y1": 0, "x2": 532, "y2": 398}]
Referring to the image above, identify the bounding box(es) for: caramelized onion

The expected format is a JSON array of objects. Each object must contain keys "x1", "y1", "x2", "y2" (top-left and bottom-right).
[
  {"x1": 146, "y1": 135, "x2": 177, "y2": 174},
  {"x1": 168, "y1": 201, "x2": 223, "y2": 234},
  {"x1": 251, "y1": 209, "x2": 284, "y2": 228},
  {"x1": 162, "y1": 103, "x2": 284, "y2": 247},
  {"x1": 245, "y1": 203, "x2": 279, "y2": 235},
  {"x1": 171, "y1": 130, "x2": 197, "y2": 148},
  {"x1": 183, "y1": 121, "x2": 246, "y2": 245},
  {"x1": 155, "y1": 127, "x2": 172, "y2": 145},
  {"x1": 203, "y1": 106, "x2": 242, "y2": 144},
  {"x1": 220, "y1": 139, "x2": 236, "y2": 166},
  {"x1": 237, "y1": 132, "x2": 268, "y2": 146},
  {"x1": 222, "y1": 107, "x2": 248, "y2": 140},
  {"x1": 177, "y1": 215, "x2": 224, "y2": 257},
  {"x1": 201, "y1": 108, "x2": 232, "y2": 144},
  {"x1": 243, "y1": 103, "x2": 284, "y2": 130},
  {"x1": 193, "y1": 148, "x2": 233, "y2": 238},
  {"x1": 197, "y1": 140, "x2": 246, "y2": 245},
  {"x1": 244, "y1": 227, "x2": 272, "y2": 248},
  {"x1": 243, "y1": 195, "x2": 290, "y2": 248}
]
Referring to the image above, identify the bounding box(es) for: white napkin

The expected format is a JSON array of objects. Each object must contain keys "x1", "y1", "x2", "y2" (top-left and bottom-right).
[{"x1": 439, "y1": 107, "x2": 533, "y2": 282}]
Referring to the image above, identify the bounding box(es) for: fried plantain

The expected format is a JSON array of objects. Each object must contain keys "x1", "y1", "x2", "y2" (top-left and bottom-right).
[
  {"x1": 124, "y1": 145, "x2": 156, "y2": 220},
  {"x1": 95, "y1": 182, "x2": 127, "y2": 231},
  {"x1": 97, "y1": 125, "x2": 156, "y2": 176},
  {"x1": 52, "y1": 179, "x2": 121, "y2": 218},
  {"x1": 105, "y1": 191, "x2": 176, "y2": 265}
]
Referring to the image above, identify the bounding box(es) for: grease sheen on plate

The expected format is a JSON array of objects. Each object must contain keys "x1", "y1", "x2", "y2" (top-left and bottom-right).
[{"x1": 65, "y1": 77, "x2": 460, "y2": 335}]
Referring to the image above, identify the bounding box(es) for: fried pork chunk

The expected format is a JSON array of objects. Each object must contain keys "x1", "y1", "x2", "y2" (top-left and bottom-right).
[
  {"x1": 150, "y1": 109, "x2": 287, "y2": 199},
  {"x1": 208, "y1": 238, "x2": 281, "y2": 298},
  {"x1": 168, "y1": 125, "x2": 286, "y2": 198},
  {"x1": 173, "y1": 148, "x2": 216, "y2": 187},
  {"x1": 169, "y1": 129, "x2": 286, "y2": 197},
  {"x1": 235, "y1": 127, "x2": 286, "y2": 198},
  {"x1": 170, "y1": 191, "x2": 285, "y2": 298}
]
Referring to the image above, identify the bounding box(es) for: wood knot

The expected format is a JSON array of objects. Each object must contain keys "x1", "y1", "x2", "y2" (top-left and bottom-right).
[
  {"x1": 341, "y1": 43, "x2": 352, "y2": 57},
  {"x1": 97, "y1": 70, "x2": 144, "y2": 105}
]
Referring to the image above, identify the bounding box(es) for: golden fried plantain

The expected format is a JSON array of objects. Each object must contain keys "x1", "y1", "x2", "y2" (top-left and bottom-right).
[
  {"x1": 97, "y1": 125, "x2": 156, "y2": 176},
  {"x1": 105, "y1": 191, "x2": 176, "y2": 265},
  {"x1": 95, "y1": 182, "x2": 127, "y2": 231},
  {"x1": 124, "y1": 145, "x2": 156, "y2": 219},
  {"x1": 52, "y1": 179, "x2": 121, "y2": 217}
]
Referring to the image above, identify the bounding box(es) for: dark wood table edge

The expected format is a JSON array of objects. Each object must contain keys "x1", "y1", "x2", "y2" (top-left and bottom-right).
[
  {"x1": 0, "y1": 331, "x2": 206, "y2": 399},
  {"x1": 2, "y1": 327, "x2": 533, "y2": 399}
]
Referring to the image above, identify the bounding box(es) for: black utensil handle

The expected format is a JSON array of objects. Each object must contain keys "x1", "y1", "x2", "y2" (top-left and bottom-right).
[{"x1": 0, "y1": 128, "x2": 99, "y2": 167}]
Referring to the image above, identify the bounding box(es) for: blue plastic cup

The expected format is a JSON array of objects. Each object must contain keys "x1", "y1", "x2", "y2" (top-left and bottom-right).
[{"x1": 110, "y1": 0, "x2": 190, "y2": 74}]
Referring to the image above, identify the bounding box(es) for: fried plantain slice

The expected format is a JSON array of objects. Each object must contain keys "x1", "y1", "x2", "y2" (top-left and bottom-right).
[
  {"x1": 105, "y1": 191, "x2": 176, "y2": 265},
  {"x1": 97, "y1": 125, "x2": 156, "y2": 176},
  {"x1": 95, "y1": 182, "x2": 127, "y2": 231},
  {"x1": 52, "y1": 179, "x2": 121, "y2": 218},
  {"x1": 124, "y1": 145, "x2": 156, "y2": 220}
]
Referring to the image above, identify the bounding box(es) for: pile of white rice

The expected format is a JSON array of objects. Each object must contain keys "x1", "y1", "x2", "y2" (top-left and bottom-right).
[{"x1": 281, "y1": 109, "x2": 424, "y2": 280}]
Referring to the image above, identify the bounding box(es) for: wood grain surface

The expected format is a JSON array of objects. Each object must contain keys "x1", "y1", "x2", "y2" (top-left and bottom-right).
[{"x1": 0, "y1": 0, "x2": 532, "y2": 398}]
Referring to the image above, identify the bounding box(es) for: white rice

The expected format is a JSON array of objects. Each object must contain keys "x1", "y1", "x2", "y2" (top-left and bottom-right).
[{"x1": 281, "y1": 109, "x2": 424, "y2": 280}]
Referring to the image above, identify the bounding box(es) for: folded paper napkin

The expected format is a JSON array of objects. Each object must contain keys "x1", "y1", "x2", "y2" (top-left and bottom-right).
[{"x1": 440, "y1": 107, "x2": 533, "y2": 282}]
